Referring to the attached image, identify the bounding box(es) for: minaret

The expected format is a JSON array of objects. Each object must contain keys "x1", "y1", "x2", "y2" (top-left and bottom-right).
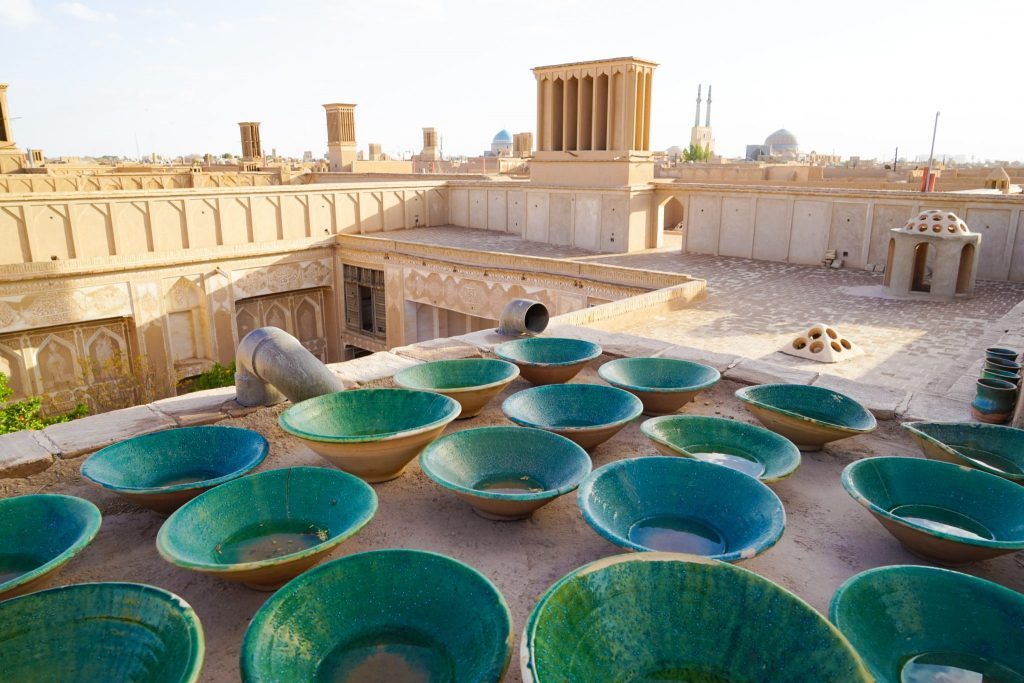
[
  {"x1": 694, "y1": 84, "x2": 702, "y2": 127},
  {"x1": 705, "y1": 85, "x2": 712, "y2": 127}
]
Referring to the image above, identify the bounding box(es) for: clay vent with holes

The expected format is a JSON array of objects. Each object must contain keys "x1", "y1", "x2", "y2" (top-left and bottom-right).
[{"x1": 780, "y1": 323, "x2": 863, "y2": 364}]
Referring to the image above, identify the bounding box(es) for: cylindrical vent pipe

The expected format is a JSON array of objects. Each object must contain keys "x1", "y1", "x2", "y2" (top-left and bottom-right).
[
  {"x1": 235, "y1": 327, "x2": 346, "y2": 407},
  {"x1": 497, "y1": 299, "x2": 549, "y2": 336}
]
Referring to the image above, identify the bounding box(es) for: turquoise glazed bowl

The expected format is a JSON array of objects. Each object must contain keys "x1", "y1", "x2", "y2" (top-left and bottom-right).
[
  {"x1": 157, "y1": 466, "x2": 377, "y2": 590},
  {"x1": 0, "y1": 494, "x2": 101, "y2": 600},
  {"x1": 523, "y1": 553, "x2": 871, "y2": 682},
  {"x1": 971, "y1": 377, "x2": 1016, "y2": 424},
  {"x1": 598, "y1": 357, "x2": 720, "y2": 415},
  {"x1": 985, "y1": 356, "x2": 1022, "y2": 373},
  {"x1": 641, "y1": 414, "x2": 801, "y2": 483},
  {"x1": 0, "y1": 581, "x2": 204, "y2": 681},
  {"x1": 241, "y1": 549, "x2": 513, "y2": 682},
  {"x1": 735, "y1": 383, "x2": 877, "y2": 450},
  {"x1": 501, "y1": 383, "x2": 643, "y2": 450},
  {"x1": 394, "y1": 358, "x2": 519, "y2": 418},
  {"x1": 577, "y1": 456, "x2": 785, "y2": 562},
  {"x1": 981, "y1": 366, "x2": 1021, "y2": 385},
  {"x1": 830, "y1": 565, "x2": 1024, "y2": 682},
  {"x1": 279, "y1": 388, "x2": 461, "y2": 482},
  {"x1": 841, "y1": 456, "x2": 1024, "y2": 565},
  {"x1": 904, "y1": 421, "x2": 1024, "y2": 484},
  {"x1": 420, "y1": 426, "x2": 592, "y2": 520},
  {"x1": 493, "y1": 337, "x2": 601, "y2": 385},
  {"x1": 986, "y1": 346, "x2": 1019, "y2": 362},
  {"x1": 80, "y1": 425, "x2": 268, "y2": 513}
]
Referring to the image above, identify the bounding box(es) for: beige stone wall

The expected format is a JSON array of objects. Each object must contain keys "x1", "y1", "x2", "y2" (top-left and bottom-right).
[{"x1": 0, "y1": 172, "x2": 281, "y2": 194}]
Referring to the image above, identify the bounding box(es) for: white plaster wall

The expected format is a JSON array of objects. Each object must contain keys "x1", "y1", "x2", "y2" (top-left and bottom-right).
[
  {"x1": 468, "y1": 189, "x2": 487, "y2": 230},
  {"x1": 828, "y1": 202, "x2": 869, "y2": 267},
  {"x1": 788, "y1": 200, "x2": 830, "y2": 264},
  {"x1": 575, "y1": 194, "x2": 602, "y2": 251},
  {"x1": 549, "y1": 194, "x2": 573, "y2": 246},
  {"x1": 507, "y1": 190, "x2": 524, "y2": 236},
  {"x1": 487, "y1": 191, "x2": 507, "y2": 231},
  {"x1": 525, "y1": 191, "x2": 549, "y2": 243},
  {"x1": 752, "y1": 198, "x2": 791, "y2": 262},
  {"x1": 718, "y1": 196, "x2": 754, "y2": 258},
  {"x1": 685, "y1": 194, "x2": 721, "y2": 255},
  {"x1": 449, "y1": 188, "x2": 469, "y2": 227},
  {"x1": 965, "y1": 208, "x2": 1013, "y2": 280}
]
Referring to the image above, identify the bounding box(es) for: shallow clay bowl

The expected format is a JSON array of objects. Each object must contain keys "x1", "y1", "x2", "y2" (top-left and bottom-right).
[
  {"x1": 157, "y1": 466, "x2": 377, "y2": 590},
  {"x1": 501, "y1": 383, "x2": 642, "y2": 451},
  {"x1": 80, "y1": 425, "x2": 269, "y2": 513},
  {"x1": 279, "y1": 388, "x2": 461, "y2": 482},
  {"x1": 419, "y1": 426, "x2": 592, "y2": 520},
  {"x1": 577, "y1": 456, "x2": 785, "y2": 562},
  {"x1": 523, "y1": 553, "x2": 870, "y2": 682},
  {"x1": 241, "y1": 549, "x2": 512, "y2": 681},
  {"x1": 904, "y1": 421, "x2": 1024, "y2": 484},
  {"x1": 493, "y1": 337, "x2": 601, "y2": 385},
  {"x1": 830, "y1": 565, "x2": 1024, "y2": 682},
  {"x1": 394, "y1": 358, "x2": 519, "y2": 418},
  {"x1": 735, "y1": 383, "x2": 876, "y2": 450},
  {"x1": 0, "y1": 494, "x2": 101, "y2": 600},
  {"x1": 598, "y1": 357, "x2": 720, "y2": 415},
  {"x1": 841, "y1": 456, "x2": 1024, "y2": 565},
  {"x1": 641, "y1": 414, "x2": 801, "y2": 483},
  {"x1": 0, "y1": 582, "x2": 204, "y2": 681}
]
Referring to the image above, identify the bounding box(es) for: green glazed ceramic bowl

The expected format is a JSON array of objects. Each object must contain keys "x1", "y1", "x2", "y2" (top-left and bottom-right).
[
  {"x1": 735, "y1": 383, "x2": 877, "y2": 450},
  {"x1": 597, "y1": 357, "x2": 720, "y2": 415},
  {"x1": 493, "y1": 337, "x2": 601, "y2": 385},
  {"x1": 986, "y1": 346, "x2": 1019, "y2": 362},
  {"x1": 157, "y1": 466, "x2": 377, "y2": 590},
  {"x1": 641, "y1": 414, "x2": 801, "y2": 483},
  {"x1": 904, "y1": 421, "x2": 1024, "y2": 484},
  {"x1": 501, "y1": 383, "x2": 643, "y2": 450},
  {"x1": 522, "y1": 553, "x2": 871, "y2": 682},
  {"x1": 420, "y1": 426, "x2": 592, "y2": 520},
  {"x1": 0, "y1": 494, "x2": 101, "y2": 600},
  {"x1": 241, "y1": 549, "x2": 513, "y2": 682},
  {"x1": 830, "y1": 565, "x2": 1024, "y2": 682},
  {"x1": 841, "y1": 456, "x2": 1024, "y2": 565},
  {"x1": 80, "y1": 425, "x2": 269, "y2": 513},
  {"x1": 0, "y1": 581, "x2": 204, "y2": 682},
  {"x1": 394, "y1": 358, "x2": 519, "y2": 418},
  {"x1": 577, "y1": 456, "x2": 785, "y2": 562},
  {"x1": 279, "y1": 389, "x2": 461, "y2": 482}
]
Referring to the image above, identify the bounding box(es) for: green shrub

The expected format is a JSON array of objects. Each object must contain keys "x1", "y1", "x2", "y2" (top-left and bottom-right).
[
  {"x1": 0, "y1": 372, "x2": 88, "y2": 435},
  {"x1": 181, "y1": 361, "x2": 236, "y2": 394}
]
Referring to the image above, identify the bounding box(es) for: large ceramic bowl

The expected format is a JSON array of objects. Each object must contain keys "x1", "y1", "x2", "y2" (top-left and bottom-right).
[
  {"x1": 523, "y1": 553, "x2": 871, "y2": 682},
  {"x1": 279, "y1": 388, "x2": 461, "y2": 482},
  {"x1": 420, "y1": 426, "x2": 592, "y2": 520},
  {"x1": 578, "y1": 457, "x2": 785, "y2": 562},
  {"x1": 241, "y1": 549, "x2": 513, "y2": 682},
  {"x1": 641, "y1": 414, "x2": 801, "y2": 483},
  {"x1": 841, "y1": 456, "x2": 1024, "y2": 565},
  {"x1": 830, "y1": 565, "x2": 1024, "y2": 682},
  {"x1": 501, "y1": 383, "x2": 643, "y2": 450},
  {"x1": 904, "y1": 421, "x2": 1024, "y2": 484},
  {"x1": 493, "y1": 337, "x2": 601, "y2": 385},
  {"x1": 157, "y1": 466, "x2": 377, "y2": 590},
  {"x1": 80, "y1": 425, "x2": 269, "y2": 513},
  {"x1": 598, "y1": 357, "x2": 720, "y2": 415},
  {"x1": 0, "y1": 494, "x2": 101, "y2": 600},
  {"x1": 0, "y1": 582, "x2": 204, "y2": 681},
  {"x1": 735, "y1": 383, "x2": 877, "y2": 450},
  {"x1": 394, "y1": 358, "x2": 519, "y2": 418}
]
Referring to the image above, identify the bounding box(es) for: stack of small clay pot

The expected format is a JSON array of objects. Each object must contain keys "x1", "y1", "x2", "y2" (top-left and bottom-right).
[{"x1": 972, "y1": 347, "x2": 1021, "y2": 423}]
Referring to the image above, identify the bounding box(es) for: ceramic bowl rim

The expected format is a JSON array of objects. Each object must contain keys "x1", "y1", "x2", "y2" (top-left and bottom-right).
[
  {"x1": 419, "y1": 426, "x2": 592, "y2": 501},
  {"x1": 240, "y1": 548, "x2": 514, "y2": 680},
  {"x1": 393, "y1": 358, "x2": 520, "y2": 395},
  {"x1": 597, "y1": 357, "x2": 721, "y2": 394},
  {"x1": 0, "y1": 580, "x2": 205, "y2": 682},
  {"x1": 79, "y1": 425, "x2": 269, "y2": 495},
  {"x1": 735, "y1": 384, "x2": 877, "y2": 434},
  {"x1": 840, "y1": 456, "x2": 1024, "y2": 549},
  {"x1": 639, "y1": 414, "x2": 801, "y2": 483},
  {"x1": 986, "y1": 347, "x2": 1019, "y2": 357},
  {"x1": 902, "y1": 421, "x2": 1024, "y2": 482},
  {"x1": 0, "y1": 494, "x2": 102, "y2": 597},
  {"x1": 278, "y1": 388, "x2": 462, "y2": 443},
  {"x1": 501, "y1": 384, "x2": 643, "y2": 434},
  {"x1": 522, "y1": 552, "x2": 870, "y2": 683},
  {"x1": 576, "y1": 456, "x2": 786, "y2": 562},
  {"x1": 155, "y1": 466, "x2": 378, "y2": 574},
  {"x1": 493, "y1": 337, "x2": 602, "y2": 368}
]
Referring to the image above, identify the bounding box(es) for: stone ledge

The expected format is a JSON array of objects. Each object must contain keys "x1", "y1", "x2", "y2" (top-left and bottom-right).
[
  {"x1": 152, "y1": 387, "x2": 238, "y2": 427},
  {"x1": 0, "y1": 431, "x2": 57, "y2": 479},
  {"x1": 43, "y1": 404, "x2": 177, "y2": 459},
  {"x1": 811, "y1": 374, "x2": 906, "y2": 420},
  {"x1": 451, "y1": 329, "x2": 513, "y2": 352},
  {"x1": 391, "y1": 339, "x2": 482, "y2": 362},
  {"x1": 724, "y1": 358, "x2": 819, "y2": 386},
  {"x1": 327, "y1": 352, "x2": 421, "y2": 385},
  {"x1": 899, "y1": 391, "x2": 971, "y2": 423},
  {"x1": 544, "y1": 324, "x2": 675, "y2": 358},
  {"x1": 653, "y1": 345, "x2": 741, "y2": 373}
]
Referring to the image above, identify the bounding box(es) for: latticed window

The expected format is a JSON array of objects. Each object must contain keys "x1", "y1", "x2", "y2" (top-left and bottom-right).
[{"x1": 343, "y1": 265, "x2": 386, "y2": 339}]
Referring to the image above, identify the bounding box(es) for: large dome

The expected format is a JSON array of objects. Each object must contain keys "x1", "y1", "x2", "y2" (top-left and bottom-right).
[
  {"x1": 492, "y1": 129, "x2": 512, "y2": 144},
  {"x1": 765, "y1": 128, "x2": 798, "y2": 148}
]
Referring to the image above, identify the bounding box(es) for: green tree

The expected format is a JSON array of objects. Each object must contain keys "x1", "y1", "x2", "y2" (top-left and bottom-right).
[
  {"x1": 683, "y1": 143, "x2": 711, "y2": 163},
  {"x1": 0, "y1": 373, "x2": 88, "y2": 435}
]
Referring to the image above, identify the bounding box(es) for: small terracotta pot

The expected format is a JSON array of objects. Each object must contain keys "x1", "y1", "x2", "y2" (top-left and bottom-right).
[{"x1": 971, "y1": 378, "x2": 1017, "y2": 424}]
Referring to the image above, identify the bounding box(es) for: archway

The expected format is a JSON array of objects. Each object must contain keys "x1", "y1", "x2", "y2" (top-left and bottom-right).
[
  {"x1": 956, "y1": 243, "x2": 975, "y2": 294},
  {"x1": 662, "y1": 196, "x2": 685, "y2": 230},
  {"x1": 911, "y1": 242, "x2": 931, "y2": 292}
]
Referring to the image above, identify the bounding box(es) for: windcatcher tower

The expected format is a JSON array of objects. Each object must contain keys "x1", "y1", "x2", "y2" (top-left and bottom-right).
[
  {"x1": 238, "y1": 122, "x2": 262, "y2": 161},
  {"x1": 0, "y1": 84, "x2": 25, "y2": 173},
  {"x1": 323, "y1": 103, "x2": 357, "y2": 172}
]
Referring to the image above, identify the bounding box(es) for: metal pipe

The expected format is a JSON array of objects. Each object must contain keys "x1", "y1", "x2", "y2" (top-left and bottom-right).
[
  {"x1": 498, "y1": 299, "x2": 549, "y2": 336},
  {"x1": 234, "y1": 327, "x2": 346, "y2": 407}
]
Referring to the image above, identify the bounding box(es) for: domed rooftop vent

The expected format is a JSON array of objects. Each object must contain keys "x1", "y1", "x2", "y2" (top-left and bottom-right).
[
  {"x1": 901, "y1": 210, "x2": 971, "y2": 237},
  {"x1": 765, "y1": 128, "x2": 799, "y2": 148}
]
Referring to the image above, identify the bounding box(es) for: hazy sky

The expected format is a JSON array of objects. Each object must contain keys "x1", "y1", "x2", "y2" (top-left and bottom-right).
[{"x1": 2, "y1": 0, "x2": 1021, "y2": 162}]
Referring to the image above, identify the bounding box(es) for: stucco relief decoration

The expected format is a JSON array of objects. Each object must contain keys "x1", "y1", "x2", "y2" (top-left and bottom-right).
[
  {"x1": 270, "y1": 265, "x2": 301, "y2": 292},
  {"x1": 443, "y1": 278, "x2": 458, "y2": 304},
  {"x1": 0, "y1": 301, "x2": 17, "y2": 329},
  {"x1": 458, "y1": 281, "x2": 485, "y2": 310},
  {"x1": 303, "y1": 260, "x2": 332, "y2": 287},
  {"x1": 409, "y1": 272, "x2": 426, "y2": 299},
  {"x1": 235, "y1": 270, "x2": 269, "y2": 296},
  {"x1": 23, "y1": 292, "x2": 84, "y2": 327},
  {"x1": 425, "y1": 273, "x2": 444, "y2": 301},
  {"x1": 89, "y1": 285, "x2": 129, "y2": 315}
]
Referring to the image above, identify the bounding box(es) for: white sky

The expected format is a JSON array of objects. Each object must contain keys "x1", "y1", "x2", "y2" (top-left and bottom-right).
[{"x1": 2, "y1": 0, "x2": 1022, "y2": 162}]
